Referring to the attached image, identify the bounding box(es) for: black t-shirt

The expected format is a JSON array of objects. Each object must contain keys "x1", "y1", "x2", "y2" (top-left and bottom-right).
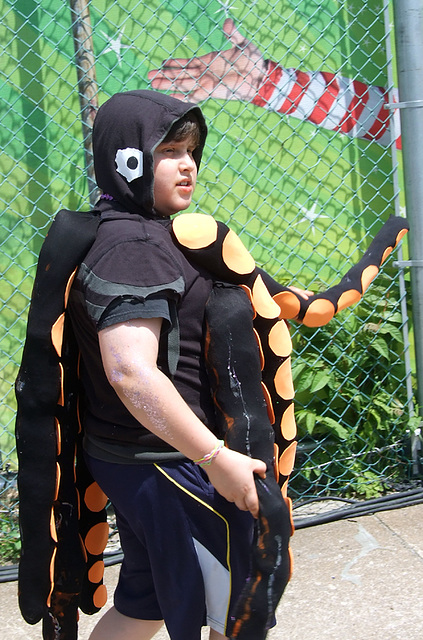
[{"x1": 68, "y1": 208, "x2": 215, "y2": 461}]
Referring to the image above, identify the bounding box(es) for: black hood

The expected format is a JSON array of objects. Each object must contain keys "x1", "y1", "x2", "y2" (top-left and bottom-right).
[{"x1": 92, "y1": 90, "x2": 208, "y2": 216}]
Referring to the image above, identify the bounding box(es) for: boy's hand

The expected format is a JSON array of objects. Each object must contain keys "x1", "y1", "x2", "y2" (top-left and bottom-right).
[
  {"x1": 288, "y1": 285, "x2": 314, "y2": 300},
  {"x1": 204, "y1": 447, "x2": 266, "y2": 518}
]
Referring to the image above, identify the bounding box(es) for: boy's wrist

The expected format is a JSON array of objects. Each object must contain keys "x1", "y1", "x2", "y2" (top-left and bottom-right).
[{"x1": 193, "y1": 439, "x2": 225, "y2": 467}]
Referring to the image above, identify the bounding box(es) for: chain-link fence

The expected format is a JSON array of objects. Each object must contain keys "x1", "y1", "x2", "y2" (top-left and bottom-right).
[{"x1": 1, "y1": 0, "x2": 419, "y2": 566}]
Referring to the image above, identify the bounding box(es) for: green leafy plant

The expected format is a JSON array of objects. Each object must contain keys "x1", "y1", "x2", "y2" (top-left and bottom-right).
[
  {"x1": 0, "y1": 473, "x2": 20, "y2": 564},
  {"x1": 289, "y1": 273, "x2": 415, "y2": 498},
  {"x1": 0, "y1": 514, "x2": 21, "y2": 564}
]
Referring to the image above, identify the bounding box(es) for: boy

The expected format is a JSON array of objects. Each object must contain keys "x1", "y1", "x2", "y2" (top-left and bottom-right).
[
  {"x1": 67, "y1": 89, "x2": 270, "y2": 640},
  {"x1": 17, "y1": 88, "x2": 406, "y2": 640}
]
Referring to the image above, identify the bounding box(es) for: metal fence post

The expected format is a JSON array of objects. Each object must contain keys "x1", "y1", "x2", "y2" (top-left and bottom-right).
[
  {"x1": 393, "y1": 0, "x2": 423, "y2": 414},
  {"x1": 69, "y1": 0, "x2": 100, "y2": 206}
]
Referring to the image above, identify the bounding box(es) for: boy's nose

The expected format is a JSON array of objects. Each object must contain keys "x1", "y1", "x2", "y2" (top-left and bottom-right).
[{"x1": 181, "y1": 152, "x2": 195, "y2": 169}]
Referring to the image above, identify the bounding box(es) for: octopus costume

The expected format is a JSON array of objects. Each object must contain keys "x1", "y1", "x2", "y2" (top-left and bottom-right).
[{"x1": 15, "y1": 90, "x2": 409, "y2": 640}]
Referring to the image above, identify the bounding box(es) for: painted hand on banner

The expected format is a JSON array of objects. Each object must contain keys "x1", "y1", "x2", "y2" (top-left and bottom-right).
[
  {"x1": 148, "y1": 18, "x2": 265, "y2": 102},
  {"x1": 149, "y1": 18, "x2": 400, "y2": 148}
]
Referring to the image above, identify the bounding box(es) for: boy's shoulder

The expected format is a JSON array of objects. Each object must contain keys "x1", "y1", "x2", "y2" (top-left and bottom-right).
[
  {"x1": 90, "y1": 210, "x2": 172, "y2": 253},
  {"x1": 81, "y1": 210, "x2": 188, "y2": 286}
]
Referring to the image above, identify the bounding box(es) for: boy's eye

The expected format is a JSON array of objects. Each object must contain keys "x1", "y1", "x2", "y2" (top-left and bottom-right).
[
  {"x1": 158, "y1": 146, "x2": 175, "y2": 155},
  {"x1": 156, "y1": 143, "x2": 196, "y2": 156}
]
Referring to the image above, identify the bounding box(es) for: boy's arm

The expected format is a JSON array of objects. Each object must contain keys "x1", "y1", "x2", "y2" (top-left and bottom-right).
[{"x1": 98, "y1": 316, "x2": 266, "y2": 517}]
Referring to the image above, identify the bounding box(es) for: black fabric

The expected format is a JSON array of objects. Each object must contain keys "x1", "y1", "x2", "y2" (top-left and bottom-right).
[
  {"x1": 83, "y1": 432, "x2": 186, "y2": 463},
  {"x1": 15, "y1": 209, "x2": 101, "y2": 626},
  {"x1": 204, "y1": 284, "x2": 291, "y2": 640},
  {"x1": 96, "y1": 295, "x2": 173, "y2": 332},
  {"x1": 68, "y1": 205, "x2": 216, "y2": 455},
  {"x1": 92, "y1": 90, "x2": 207, "y2": 216}
]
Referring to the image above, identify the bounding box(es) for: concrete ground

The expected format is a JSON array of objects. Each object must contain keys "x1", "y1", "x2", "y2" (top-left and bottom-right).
[{"x1": 2, "y1": 503, "x2": 423, "y2": 640}]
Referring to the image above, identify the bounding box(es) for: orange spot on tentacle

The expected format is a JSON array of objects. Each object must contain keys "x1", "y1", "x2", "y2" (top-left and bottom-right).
[
  {"x1": 279, "y1": 441, "x2": 297, "y2": 477},
  {"x1": 302, "y1": 298, "x2": 335, "y2": 327},
  {"x1": 47, "y1": 546, "x2": 57, "y2": 608},
  {"x1": 240, "y1": 284, "x2": 255, "y2": 319},
  {"x1": 172, "y1": 213, "x2": 218, "y2": 248},
  {"x1": 273, "y1": 290, "x2": 301, "y2": 319},
  {"x1": 64, "y1": 268, "x2": 78, "y2": 308},
  {"x1": 51, "y1": 313, "x2": 65, "y2": 357},
  {"x1": 55, "y1": 418, "x2": 61, "y2": 456},
  {"x1": 273, "y1": 443, "x2": 280, "y2": 483},
  {"x1": 253, "y1": 328, "x2": 265, "y2": 369},
  {"x1": 50, "y1": 507, "x2": 58, "y2": 543},
  {"x1": 281, "y1": 479, "x2": 289, "y2": 499},
  {"x1": 53, "y1": 462, "x2": 61, "y2": 502},
  {"x1": 280, "y1": 403, "x2": 296, "y2": 441},
  {"x1": 251, "y1": 275, "x2": 280, "y2": 319},
  {"x1": 381, "y1": 246, "x2": 392, "y2": 264},
  {"x1": 361, "y1": 264, "x2": 379, "y2": 292},
  {"x1": 336, "y1": 289, "x2": 361, "y2": 313},
  {"x1": 222, "y1": 229, "x2": 255, "y2": 275},
  {"x1": 84, "y1": 522, "x2": 109, "y2": 556},
  {"x1": 395, "y1": 228, "x2": 408, "y2": 245},
  {"x1": 274, "y1": 358, "x2": 294, "y2": 400},
  {"x1": 58, "y1": 363, "x2": 64, "y2": 407},
  {"x1": 285, "y1": 496, "x2": 295, "y2": 536},
  {"x1": 268, "y1": 319, "x2": 292, "y2": 357},
  {"x1": 84, "y1": 482, "x2": 108, "y2": 512},
  {"x1": 261, "y1": 382, "x2": 275, "y2": 424},
  {"x1": 88, "y1": 560, "x2": 105, "y2": 584},
  {"x1": 92, "y1": 584, "x2": 108, "y2": 609}
]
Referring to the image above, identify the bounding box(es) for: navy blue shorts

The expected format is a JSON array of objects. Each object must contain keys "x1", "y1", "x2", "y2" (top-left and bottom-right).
[{"x1": 86, "y1": 455, "x2": 254, "y2": 640}]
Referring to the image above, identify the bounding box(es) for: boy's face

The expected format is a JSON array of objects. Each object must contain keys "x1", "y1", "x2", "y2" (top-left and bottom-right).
[{"x1": 153, "y1": 135, "x2": 198, "y2": 217}]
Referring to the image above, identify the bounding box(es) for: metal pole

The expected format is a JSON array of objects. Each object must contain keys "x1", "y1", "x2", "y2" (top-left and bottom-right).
[
  {"x1": 383, "y1": 0, "x2": 415, "y2": 419},
  {"x1": 69, "y1": 0, "x2": 100, "y2": 207},
  {"x1": 392, "y1": 0, "x2": 423, "y2": 414}
]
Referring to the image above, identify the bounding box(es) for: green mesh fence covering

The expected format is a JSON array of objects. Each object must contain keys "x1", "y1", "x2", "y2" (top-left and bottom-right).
[{"x1": 0, "y1": 0, "x2": 418, "y2": 565}]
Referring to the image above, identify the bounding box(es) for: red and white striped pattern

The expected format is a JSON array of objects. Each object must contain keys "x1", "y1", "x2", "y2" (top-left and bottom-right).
[{"x1": 252, "y1": 61, "x2": 401, "y2": 148}]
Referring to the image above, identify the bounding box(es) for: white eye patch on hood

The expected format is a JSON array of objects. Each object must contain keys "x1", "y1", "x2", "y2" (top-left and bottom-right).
[{"x1": 115, "y1": 148, "x2": 144, "y2": 182}]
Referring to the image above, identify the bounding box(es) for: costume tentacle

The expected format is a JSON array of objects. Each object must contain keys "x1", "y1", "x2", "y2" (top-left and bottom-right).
[
  {"x1": 260, "y1": 214, "x2": 409, "y2": 327},
  {"x1": 172, "y1": 213, "x2": 408, "y2": 328},
  {"x1": 204, "y1": 284, "x2": 291, "y2": 640},
  {"x1": 15, "y1": 210, "x2": 108, "y2": 639},
  {"x1": 171, "y1": 214, "x2": 409, "y2": 485},
  {"x1": 171, "y1": 212, "x2": 408, "y2": 639}
]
